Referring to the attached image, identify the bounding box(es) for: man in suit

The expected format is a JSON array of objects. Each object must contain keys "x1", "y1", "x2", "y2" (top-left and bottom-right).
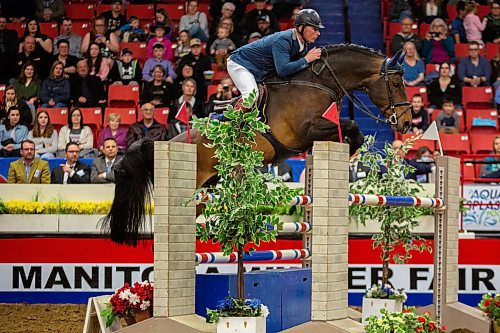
[
  {"x1": 91, "y1": 138, "x2": 122, "y2": 183},
  {"x1": 8, "y1": 140, "x2": 50, "y2": 184},
  {"x1": 259, "y1": 162, "x2": 293, "y2": 182},
  {"x1": 51, "y1": 142, "x2": 91, "y2": 184}
]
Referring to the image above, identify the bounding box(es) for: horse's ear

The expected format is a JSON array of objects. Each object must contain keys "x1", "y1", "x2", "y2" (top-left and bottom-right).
[
  {"x1": 398, "y1": 51, "x2": 406, "y2": 65},
  {"x1": 388, "y1": 49, "x2": 403, "y2": 67}
]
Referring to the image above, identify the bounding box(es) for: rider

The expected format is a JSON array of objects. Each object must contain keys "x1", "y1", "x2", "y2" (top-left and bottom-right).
[{"x1": 227, "y1": 9, "x2": 324, "y2": 111}]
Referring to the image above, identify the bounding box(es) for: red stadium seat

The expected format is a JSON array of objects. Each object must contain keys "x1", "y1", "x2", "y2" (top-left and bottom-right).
[
  {"x1": 137, "y1": 107, "x2": 170, "y2": 124},
  {"x1": 39, "y1": 22, "x2": 59, "y2": 39},
  {"x1": 38, "y1": 108, "x2": 69, "y2": 127},
  {"x1": 65, "y1": 3, "x2": 95, "y2": 20},
  {"x1": 466, "y1": 108, "x2": 498, "y2": 130},
  {"x1": 485, "y1": 43, "x2": 499, "y2": 60},
  {"x1": 455, "y1": 43, "x2": 485, "y2": 58},
  {"x1": 108, "y1": 85, "x2": 140, "y2": 108},
  {"x1": 79, "y1": 107, "x2": 103, "y2": 130},
  {"x1": 419, "y1": 23, "x2": 430, "y2": 37},
  {"x1": 71, "y1": 20, "x2": 91, "y2": 38},
  {"x1": 119, "y1": 42, "x2": 148, "y2": 65},
  {"x1": 157, "y1": 3, "x2": 185, "y2": 21},
  {"x1": 0, "y1": 85, "x2": 6, "y2": 101},
  {"x1": 104, "y1": 107, "x2": 137, "y2": 126},
  {"x1": 439, "y1": 133, "x2": 471, "y2": 155},
  {"x1": 462, "y1": 162, "x2": 476, "y2": 182},
  {"x1": 127, "y1": 4, "x2": 155, "y2": 20},
  {"x1": 447, "y1": 4, "x2": 457, "y2": 21},
  {"x1": 462, "y1": 86, "x2": 494, "y2": 109},
  {"x1": 424, "y1": 63, "x2": 456, "y2": 75},
  {"x1": 431, "y1": 109, "x2": 465, "y2": 132},
  {"x1": 401, "y1": 133, "x2": 436, "y2": 151},
  {"x1": 386, "y1": 22, "x2": 418, "y2": 40},
  {"x1": 471, "y1": 133, "x2": 498, "y2": 154},
  {"x1": 207, "y1": 84, "x2": 218, "y2": 101},
  {"x1": 405, "y1": 86, "x2": 428, "y2": 106},
  {"x1": 6, "y1": 22, "x2": 26, "y2": 38},
  {"x1": 96, "y1": 4, "x2": 124, "y2": 15},
  {"x1": 477, "y1": 5, "x2": 490, "y2": 18}
]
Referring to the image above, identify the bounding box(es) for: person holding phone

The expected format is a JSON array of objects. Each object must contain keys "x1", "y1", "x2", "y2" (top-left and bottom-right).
[{"x1": 422, "y1": 18, "x2": 455, "y2": 64}]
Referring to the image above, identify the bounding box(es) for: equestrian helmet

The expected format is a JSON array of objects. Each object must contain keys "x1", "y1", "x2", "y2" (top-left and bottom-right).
[{"x1": 295, "y1": 9, "x2": 325, "y2": 29}]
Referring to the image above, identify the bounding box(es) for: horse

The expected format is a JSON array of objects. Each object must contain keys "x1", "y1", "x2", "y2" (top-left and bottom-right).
[{"x1": 102, "y1": 44, "x2": 413, "y2": 245}]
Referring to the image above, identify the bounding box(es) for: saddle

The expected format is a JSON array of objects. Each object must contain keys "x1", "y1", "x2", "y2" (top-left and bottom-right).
[{"x1": 213, "y1": 84, "x2": 269, "y2": 115}]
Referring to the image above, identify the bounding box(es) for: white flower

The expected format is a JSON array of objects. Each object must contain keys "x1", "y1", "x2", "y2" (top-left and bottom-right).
[
  {"x1": 140, "y1": 300, "x2": 151, "y2": 311},
  {"x1": 119, "y1": 289, "x2": 132, "y2": 300},
  {"x1": 129, "y1": 293, "x2": 141, "y2": 305},
  {"x1": 366, "y1": 291, "x2": 372, "y2": 298},
  {"x1": 260, "y1": 305, "x2": 270, "y2": 318}
]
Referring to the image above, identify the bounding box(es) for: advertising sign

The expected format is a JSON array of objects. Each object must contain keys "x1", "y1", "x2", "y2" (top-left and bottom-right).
[{"x1": 463, "y1": 184, "x2": 500, "y2": 231}]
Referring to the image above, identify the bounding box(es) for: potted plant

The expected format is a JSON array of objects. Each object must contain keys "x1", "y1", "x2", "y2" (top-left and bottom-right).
[
  {"x1": 349, "y1": 136, "x2": 432, "y2": 318},
  {"x1": 101, "y1": 281, "x2": 154, "y2": 327},
  {"x1": 478, "y1": 293, "x2": 500, "y2": 333},
  {"x1": 192, "y1": 91, "x2": 296, "y2": 332},
  {"x1": 362, "y1": 284, "x2": 407, "y2": 324},
  {"x1": 365, "y1": 307, "x2": 446, "y2": 333}
]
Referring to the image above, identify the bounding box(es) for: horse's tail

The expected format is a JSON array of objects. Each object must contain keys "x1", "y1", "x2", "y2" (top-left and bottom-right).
[{"x1": 100, "y1": 139, "x2": 155, "y2": 246}]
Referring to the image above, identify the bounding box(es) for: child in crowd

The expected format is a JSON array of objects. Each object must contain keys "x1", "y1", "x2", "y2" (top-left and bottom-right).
[
  {"x1": 143, "y1": 43, "x2": 176, "y2": 83},
  {"x1": 174, "y1": 30, "x2": 191, "y2": 62},
  {"x1": 147, "y1": 25, "x2": 173, "y2": 61},
  {"x1": 109, "y1": 48, "x2": 142, "y2": 86},
  {"x1": 119, "y1": 16, "x2": 147, "y2": 42},
  {"x1": 436, "y1": 99, "x2": 460, "y2": 134},
  {"x1": 464, "y1": 1, "x2": 488, "y2": 45},
  {"x1": 210, "y1": 26, "x2": 236, "y2": 71},
  {"x1": 410, "y1": 94, "x2": 429, "y2": 134}
]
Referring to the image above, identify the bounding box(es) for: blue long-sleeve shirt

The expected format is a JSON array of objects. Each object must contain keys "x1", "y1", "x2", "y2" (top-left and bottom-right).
[
  {"x1": 229, "y1": 28, "x2": 309, "y2": 82},
  {"x1": 0, "y1": 124, "x2": 28, "y2": 150},
  {"x1": 142, "y1": 58, "x2": 177, "y2": 82},
  {"x1": 457, "y1": 56, "x2": 492, "y2": 85}
]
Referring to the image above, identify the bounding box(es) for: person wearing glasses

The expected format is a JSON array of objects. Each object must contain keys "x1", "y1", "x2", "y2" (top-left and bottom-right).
[
  {"x1": 391, "y1": 17, "x2": 423, "y2": 55},
  {"x1": 457, "y1": 41, "x2": 492, "y2": 87},
  {"x1": 7, "y1": 139, "x2": 50, "y2": 184},
  {"x1": 50, "y1": 141, "x2": 91, "y2": 184},
  {"x1": 422, "y1": 18, "x2": 455, "y2": 64},
  {"x1": 483, "y1": 1, "x2": 500, "y2": 44}
]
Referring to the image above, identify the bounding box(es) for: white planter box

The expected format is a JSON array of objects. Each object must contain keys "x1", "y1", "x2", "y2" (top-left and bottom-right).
[
  {"x1": 0, "y1": 214, "x2": 58, "y2": 233},
  {"x1": 362, "y1": 297, "x2": 403, "y2": 324},
  {"x1": 58, "y1": 214, "x2": 106, "y2": 233},
  {"x1": 217, "y1": 317, "x2": 266, "y2": 333}
]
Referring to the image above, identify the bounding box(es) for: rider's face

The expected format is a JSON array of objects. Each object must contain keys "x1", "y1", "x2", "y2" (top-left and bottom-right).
[{"x1": 302, "y1": 26, "x2": 320, "y2": 43}]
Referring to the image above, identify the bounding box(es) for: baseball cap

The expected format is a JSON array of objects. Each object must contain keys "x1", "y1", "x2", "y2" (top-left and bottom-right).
[
  {"x1": 257, "y1": 15, "x2": 270, "y2": 23},
  {"x1": 249, "y1": 32, "x2": 262, "y2": 39},
  {"x1": 112, "y1": 0, "x2": 122, "y2": 4},
  {"x1": 121, "y1": 48, "x2": 133, "y2": 56},
  {"x1": 190, "y1": 38, "x2": 202, "y2": 47}
]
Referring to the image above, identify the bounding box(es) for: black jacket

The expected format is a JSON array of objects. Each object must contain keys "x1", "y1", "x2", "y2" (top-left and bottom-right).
[
  {"x1": 141, "y1": 80, "x2": 174, "y2": 109},
  {"x1": 109, "y1": 60, "x2": 143, "y2": 85},
  {"x1": 70, "y1": 74, "x2": 106, "y2": 107},
  {"x1": 50, "y1": 160, "x2": 91, "y2": 184},
  {"x1": 0, "y1": 29, "x2": 20, "y2": 82},
  {"x1": 125, "y1": 120, "x2": 168, "y2": 148},
  {"x1": 427, "y1": 77, "x2": 462, "y2": 108}
]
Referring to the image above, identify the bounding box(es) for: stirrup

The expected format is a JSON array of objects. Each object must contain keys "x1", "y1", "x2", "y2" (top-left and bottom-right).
[{"x1": 213, "y1": 96, "x2": 240, "y2": 106}]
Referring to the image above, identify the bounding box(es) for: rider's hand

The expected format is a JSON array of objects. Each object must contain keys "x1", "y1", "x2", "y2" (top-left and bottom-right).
[{"x1": 304, "y1": 47, "x2": 322, "y2": 63}]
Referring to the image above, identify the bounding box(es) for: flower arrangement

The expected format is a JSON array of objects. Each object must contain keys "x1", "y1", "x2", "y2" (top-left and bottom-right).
[
  {"x1": 365, "y1": 307, "x2": 446, "y2": 333},
  {"x1": 365, "y1": 284, "x2": 408, "y2": 303},
  {"x1": 478, "y1": 293, "x2": 500, "y2": 325},
  {"x1": 206, "y1": 297, "x2": 270, "y2": 324},
  {"x1": 101, "y1": 281, "x2": 154, "y2": 327}
]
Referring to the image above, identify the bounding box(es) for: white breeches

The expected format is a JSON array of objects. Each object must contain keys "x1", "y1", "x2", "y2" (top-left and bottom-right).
[{"x1": 227, "y1": 58, "x2": 259, "y2": 101}]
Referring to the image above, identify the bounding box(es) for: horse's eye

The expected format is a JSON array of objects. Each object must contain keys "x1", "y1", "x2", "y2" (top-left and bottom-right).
[{"x1": 392, "y1": 81, "x2": 401, "y2": 88}]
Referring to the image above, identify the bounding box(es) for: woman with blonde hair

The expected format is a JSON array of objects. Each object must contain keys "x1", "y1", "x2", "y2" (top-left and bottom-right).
[
  {"x1": 97, "y1": 113, "x2": 127, "y2": 152},
  {"x1": 28, "y1": 110, "x2": 58, "y2": 159},
  {"x1": 464, "y1": 1, "x2": 488, "y2": 45},
  {"x1": 57, "y1": 108, "x2": 95, "y2": 158},
  {"x1": 422, "y1": 18, "x2": 455, "y2": 64},
  {"x1": 402, "y1": 41, "x2": 425, "y2": 86},
  {"x1": 40, "y1": 61, "x2": 70, "y2": 108}
]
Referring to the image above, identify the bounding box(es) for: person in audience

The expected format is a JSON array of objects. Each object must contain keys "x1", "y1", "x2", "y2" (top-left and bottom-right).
[
  {"x1": 0, "y1": 86, "x2": 33, "y2": 127},
  {"x1": 143, "y1": 43, "x2": 176, "y2": 83},
  {"x1": 402, "y1": 41, "x2": 425, "y2": 86},
  {"x1": 86, "y1": 42, "x2": 112, "y2": 81},
  {"x1": 109, "y1": 48, "x2": 142, "y2": 86},
  {"x1": 259, "y1": 162, "x2": 294, "y2": 182},
  {"x1": 51, "y1": 141, "x2": 91, "y2": 184},
  {"x1": 57, "y1": 108, "x2": 94, "y2": 158},
  {"x1": 14, "y1": 62, "x2": 41, "y2": 116},
  {"x1": 147, "y1": 25, "x2": 173, "y2": 61},
  {"x1": 52, "y1": 39, "x2": 79, "y2": 79},
  {"x1": 391, "y1": 17, "x2": 423, "y2": 55},
  {"x1": 210, "y1": 26, "x2": 236, "y2": 71},
  {"x1": 142, "y1": 65, "x2": 175, "y2": 109},
  {"x1": 23, "y1": 19, "x2": 52, "y2": 56},
  {"x1": 177, "y1": 38, "x2": 211, "y2": 94},
  {"x1": 70, "y1": 59, "x2": 106, "y2": 108},
  {"x1": 0, "y1": 0, "x2": 35, "y2": 23},
  {"x1": 392, "y1": 139, "x2": 434, "y2": 181},
  {"x1": 101, "y1": 0, "x2": 126, "y2": 34},
  {"x1": 435, "y1": 99, "x2": 460, "y2": 133},
  {"x1": 17, "y1": 35, "x2": 46, "y2": 80},
  {"x1": 179, "y1": 0, "x2": 210, "y2": 42},
  {"x1": 206, "y1": 76, "x2": 240, "y2": 114},
  {"x1": 126, "y1": 103, "x2": 168, "y2": 147},
  {"x1": 172, "y1": 62, "x2": 205, "y2": 101},
  {"x1": 247, "y1": 32, "x2": 262, "y2": 44},
  {"x1": 166, "y1": 102, "x2": 193, "y2": 140},
  {"x1": 53, "y1": 18, "x2": 82, "y2": 58},
  {"x1": 427, "y1": 62, "x2": 462, "y2": 108},
  {"x1": 389, "y1": 0, "x2": 413, "y2": 22},
  {"x1": 0, "y1": 16, "x2": 20, "y2": 84},
  {"x1": 40, "y1": 8, "x2": 56, "y2": 23},
  {"x1": 422, "y1": 18, "x2": 455, "y2": 64},
  {"x1": 118, "y1": 16, "x2": 147, "y2": 42},
  {"x1": 209, "y1": 0, "x2": 247, "y2": 25},
  {"x1": 410, "y1": 145, "x2": 435, "y2": 183},
  {"x1": 410, "y1": 94, "x2": 429, "y2": 134},
  {"x1": 254, "y1": 14, "x2": 278, "y2": 38},
  {"x1": 150, "y1": 8, "x2": 174, "y2": 41},
  {"x1": 210, "y1": 2, "x2": 237, "y2": 35},
  {"x1": 81, "y1": 16, "x2": 119, "y2": 58},
  {"x1": 97, "y1": 113, "x2": 127, "y2": 152},
  {"x1": 0, "y1": 107, "x2": 28, "y2": 157},
  {"x1": 7, "y1": 139, "x2": 50, "y2": 183},
  {"x1": 349, "y1": 151, "x2": 371, "y2": 182},
  {"x1": 35, "y1": 0, "x2": 65, "y2": 21},
  {"x1": 451, "y1": 1, "x2": 468, "y2": 44},
  {"x1": 174, "y1": 30, "x2": 191, "y2": 62},
  {"x1": 40, "y1": 61, "x2": 70, "y2": 108},
  {"x1": 240, "y1": 0, "x2": 280, "y2": 37},
  {"x1": 415, "y1": 0, "x2": 446, "y2": 24},
  {"x1": 91, "y1": 137, "x2": 122, "y2": 183},
  {"x1": 458, "y1": 41, "x2": 492, "y2": 86},
  {"x1": 172, "y1": 78, "x2": 205, "y2": 123},
  {"x1": 483, "y1": 1, "x2": 500, "y2": 43},
  {"x1": 464, "y1": 1, "x2": 488, "y2": 45},
  {"x1": 480, "y1": 135, "x2": 500, "y2": 179},
  {"x1": 28, "y1": 110, "x2": 58, "y2": 159}
]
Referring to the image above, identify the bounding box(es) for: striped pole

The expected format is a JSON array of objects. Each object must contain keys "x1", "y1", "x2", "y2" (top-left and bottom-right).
[
  {"x1": 198, "y1": 221, "x2": 311, "y2": 233},
  {"x1": 196, "y1": 193, "x2": 313, "y2": 206},
  {"x1": 195, "y1": 249, "x2": 311, "y2": 264},
  {"x1": 348, "y1": 194, "x2": 444, "y2": 208}
]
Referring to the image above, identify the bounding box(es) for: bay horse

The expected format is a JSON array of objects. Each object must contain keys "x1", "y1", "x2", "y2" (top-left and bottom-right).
[{"x1": 102, "y1": 44, "x2": 412, "y2": 245}]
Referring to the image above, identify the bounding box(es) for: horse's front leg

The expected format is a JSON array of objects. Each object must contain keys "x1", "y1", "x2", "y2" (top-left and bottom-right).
[{"x1": 307, "y1": 118, "x2": 364, "y2": 156}]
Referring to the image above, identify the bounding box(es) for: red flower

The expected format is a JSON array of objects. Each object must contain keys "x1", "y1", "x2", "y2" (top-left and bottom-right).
[
  {"x1": 418, "y1": 316, "x2": 426, "y2": 323},
  {"x1": 442, "y1": 325, "x2": 446, "y2": 331},
  {"x1": 403, "y1": 309, "x2": 411, "y2": 313},
  {"x1": 429, "y1": 321, "x2": 436, "y2": 330},
  {"x1": 495, "y1": 301, "x2": 500, "y2": 307},
  {"x1": 484, "y1": 299, "x2": 491, "y2": 307}
]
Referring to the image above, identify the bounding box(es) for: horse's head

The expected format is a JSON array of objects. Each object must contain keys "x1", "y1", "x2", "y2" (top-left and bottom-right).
[{"x1": 365, "y1": 50, "x2": 412, "y2": 133}]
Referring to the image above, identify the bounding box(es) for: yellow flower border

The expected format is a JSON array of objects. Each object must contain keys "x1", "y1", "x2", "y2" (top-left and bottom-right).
[{"x1": 2, "y1": 201, "x2": 154, "y2": 215}]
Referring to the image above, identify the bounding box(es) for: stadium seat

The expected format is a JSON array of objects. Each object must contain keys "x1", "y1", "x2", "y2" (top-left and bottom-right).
[
  {"x1": 126, "y1": 4, "x2": 155, "y2": 20},
  {"x1": 462, "y1": 86, "x2": 494, "y2": 109},
  {"x1": 386, "y1": 22, "x2": 418, "y2": 40},
  {"x1": 462, "y1": 162, "x2": 476, "y2": 182},
  {"x1": 465, "y1": 108, "x2": 498, "y2": 130},
  {"x1": 119, "y1": 42, "x2": 148, "y2": 65},
  {"x1": 137, "y1": 107, "x2": 170, "y2": 124},
  {"x1": 447, "y1": 4, "x2": 457, "y2": 21},
  {"x1": 207, "y1": 84, "x2": 218, "y2": 101},
  {"x1": 477, "y1": 5, "x2": 489, "y2": 18},
  {"x1": 65, "y1": 3, "x2": 95, "y2": 20},
  {"x1": 485, "y1": 43, "x2": 499, "y2": 60},
  {"x1": 157, "y1": 3, "x2": 185, "y2": 21},
  {"x1": 400, "y1": 133, "x2": 435, "y2": 152},
  {"x1": 71, "y1": 21, "x2": 91, "y2": 38},
  {"x1": 0, "y1": 85, "x2": 6, "y2": 101},
  {"x1": 108, "y1": 85, "x2": 140, "y2": 108},
  {"x1": 471, "y1": 133, "x2": 498, "y2": 154},
  {"x1": 425, "y1": 63, "x2": 456, "y2": 75},
  {"x1": 40, "y1": 22, "x2": 59, "y2": 39},
  {"x1": 6, "y1": 22, "x2": 26, "y2": 38},
  {"x1": 405, "y1": 86, "x2": 428, "y2": 106},
  {"x1": 439, "y1": 133, "x2": 471, "y2": 155},
  {"x1": 38, "y1": 108, "x2": 68, "y2": 127},
  {"x1": 79, "y1": 107, "x2": 103, "y2": 130},
  {"x1": 419, "y1": 23, "x2": 430, "y2": 37},
  {"x1": 96, "y1": 4, "x2": 124, "y2": 15},
  {"x1": 431, "y1": 109, "x2": 465, "y2": 132},
  {"x1": 455, "y1": 43, "x2": 485, "y2": 58},
  {"x1": 104, "y1": 107, "x2": 137, "y2": 126}
]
